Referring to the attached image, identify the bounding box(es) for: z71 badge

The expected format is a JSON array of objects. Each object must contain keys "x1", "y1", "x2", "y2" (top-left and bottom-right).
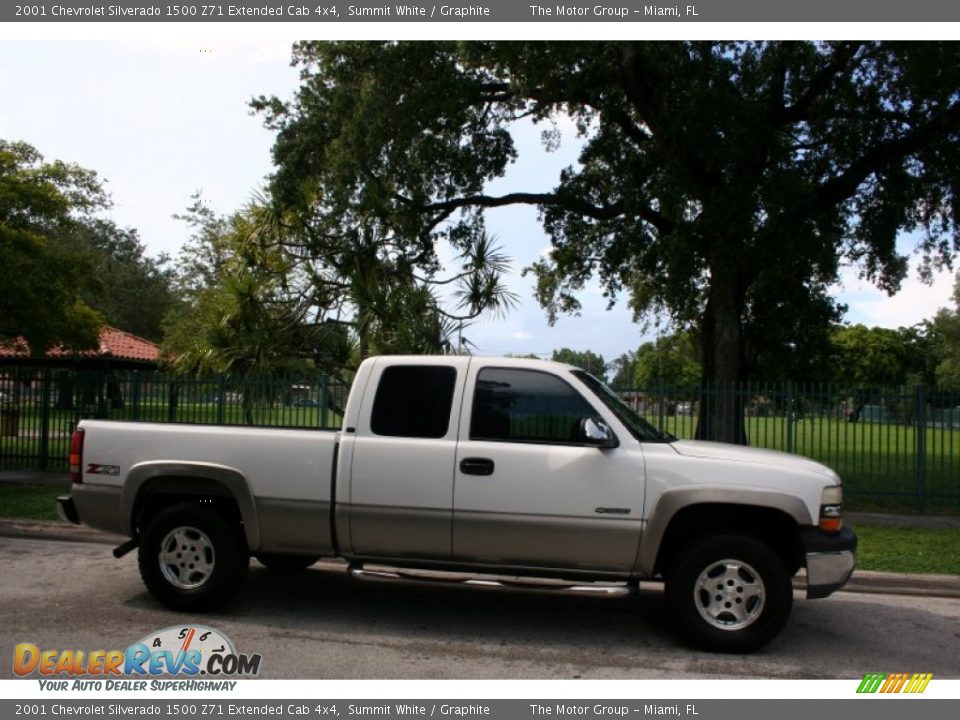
[{"x1": 86, "y1": 463, "x2": 120, "y2": 476}]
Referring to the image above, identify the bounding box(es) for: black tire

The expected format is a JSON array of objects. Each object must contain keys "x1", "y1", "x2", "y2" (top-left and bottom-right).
[
  {"x1": 665, "y1": 534, "x2": 792, "y2": 653},
  {"x1": 138, "y1": 502, "x2": 249, "y2": 612},
  {"x1": 256, "y1": 554, "x2": 319, "y2": 572}
]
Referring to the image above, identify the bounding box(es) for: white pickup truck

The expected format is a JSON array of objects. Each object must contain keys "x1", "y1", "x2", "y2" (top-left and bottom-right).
[{"x1": 58, "y1": 355, "x2": 855, "y2": 652}]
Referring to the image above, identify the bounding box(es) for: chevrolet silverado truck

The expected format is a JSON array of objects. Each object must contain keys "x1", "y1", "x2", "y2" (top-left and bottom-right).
[{"x1": 58, "y1": 356, "x2": 856, "y2": 652}]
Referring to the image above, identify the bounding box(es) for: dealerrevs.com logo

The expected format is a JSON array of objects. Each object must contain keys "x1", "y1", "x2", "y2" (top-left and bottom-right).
[
  {"x1": 13, "y1": 625, "x2": 261, "y2": 690},
  {"x1": 857, "y1": 673, "x2": 934, "y2": 694}
]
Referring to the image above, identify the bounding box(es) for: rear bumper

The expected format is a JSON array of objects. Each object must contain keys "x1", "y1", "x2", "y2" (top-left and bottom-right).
[
  {"x1": 57, "y1": 484, "x2": 124, "y2": 534},
  {"x1": 56, "y1": 495, "x2": 80, "y2": 525},
  {"x1": 801, "y1": 525, "x2": 857, "y2": 599}
]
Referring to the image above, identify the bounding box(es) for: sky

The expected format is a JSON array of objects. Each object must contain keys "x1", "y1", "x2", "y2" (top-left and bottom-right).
[{"x1": 0, "y1": 38, "x2": 955, "y2": 362}]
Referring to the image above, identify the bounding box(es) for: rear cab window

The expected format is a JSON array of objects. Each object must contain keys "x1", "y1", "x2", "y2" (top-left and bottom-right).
[{"x1": 370, "y1": 365, "x2": 458, "y2": 439}]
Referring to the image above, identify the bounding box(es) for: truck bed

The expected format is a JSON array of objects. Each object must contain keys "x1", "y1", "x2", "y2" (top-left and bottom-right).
[{"x1": 77, "y1": 421, "x2": 339, "y2": 555}]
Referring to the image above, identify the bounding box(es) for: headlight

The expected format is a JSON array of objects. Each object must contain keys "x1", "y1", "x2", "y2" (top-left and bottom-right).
[{"x1": 819, "y1": 485, "x2": 844, "y2": 532}]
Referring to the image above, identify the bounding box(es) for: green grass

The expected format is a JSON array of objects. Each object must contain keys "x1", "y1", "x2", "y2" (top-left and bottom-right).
[
  {"x1": 853, "y1": 524, "x2": 960, "y2": 575},
  {"x1": 0, "y1": 484, "x2": 67, "y2": 521}
]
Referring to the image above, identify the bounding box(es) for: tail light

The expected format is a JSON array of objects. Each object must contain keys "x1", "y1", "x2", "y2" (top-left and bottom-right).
[
  {"x1": 69, "y1": 428, "x2": 85, "y2": 484},
  {"x1": 819, "y1": 485, "x2": 843, "y2": 532}
]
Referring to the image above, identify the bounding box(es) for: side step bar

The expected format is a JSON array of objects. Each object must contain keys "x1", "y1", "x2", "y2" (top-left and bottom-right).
[{"x1": 348, "y1": 566, "x2": 635, "y2": 597}]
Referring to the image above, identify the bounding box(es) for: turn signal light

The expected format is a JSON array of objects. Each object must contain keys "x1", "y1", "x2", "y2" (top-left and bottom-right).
[
  {"x1": 819, "y1": 516, "x2": 844, "y2": 533},
  {"x1": 69, "y1": 428, "x2": 85, "y2": 484}
]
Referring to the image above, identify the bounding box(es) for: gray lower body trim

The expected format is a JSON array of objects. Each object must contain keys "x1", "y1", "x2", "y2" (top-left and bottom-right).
[
  {"x1": 805, "y1": 550, "x2": 856, "y2": 599},
  {"x1": 72, "y1": 484, "x2": 124, "y2": 535},
  {"x1": 454, "y1": 511, "x2": 642, "y2": 573},
  {"x1": 256, "y1": 497, "x2": 334, "y2": 556},
  {"x1": 348, "y1": 504, "x2": 451, "y2": 559}
]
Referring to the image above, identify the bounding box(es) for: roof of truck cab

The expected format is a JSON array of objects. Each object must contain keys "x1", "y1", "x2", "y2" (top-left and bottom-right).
[{"x1": 366, "y1": 355, "x2": 581, "y2": 374}]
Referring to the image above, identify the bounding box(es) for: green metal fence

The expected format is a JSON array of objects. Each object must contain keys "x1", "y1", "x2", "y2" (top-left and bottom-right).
[
  {"x1": 622, "y1": 382, "x2": 960, "y2": 513},
  {"x1": 2, "y1": 367, "x2": 958, "y2": 512},
  {"x1": 0, "y1": 367, "x2": 349, "y2": 472}
]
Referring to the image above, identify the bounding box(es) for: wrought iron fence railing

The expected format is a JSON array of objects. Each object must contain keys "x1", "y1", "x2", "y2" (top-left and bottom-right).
[
  {"x1": 1, "y1": 367, "x2": 957, "y2": 512},
  {"x1": 0, "y1": 367, "x2": 349, "y2": 472},
  {"x1": 620, "y1": 382, "x2": 959, "y2": 512}
]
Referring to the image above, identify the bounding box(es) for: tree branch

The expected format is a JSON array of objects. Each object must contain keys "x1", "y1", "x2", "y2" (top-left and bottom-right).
[
  {"x1": 777, "y1": 42, "x2": 864, "y2": 125},
  {"x1": 419, "y1": 191, "x2": 672, "y2": 235},
  {"x1": 816, "y1": 100, "x2": 960, "y2": 209}
]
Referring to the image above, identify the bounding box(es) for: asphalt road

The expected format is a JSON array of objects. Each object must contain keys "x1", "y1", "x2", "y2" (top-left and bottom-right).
[{"x1": 2, "y1": 536, "x2": 959, "y2": 680}]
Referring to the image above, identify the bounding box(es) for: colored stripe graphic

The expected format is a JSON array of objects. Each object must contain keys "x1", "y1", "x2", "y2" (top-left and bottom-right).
[
  {"x1": 906, "y1": 673, "x2": 934, "y2": 693},
  {"x1": 857, "y1": 672, "x2": 932, "y2": 694},
  {"x1": 857, "y1": 673, "x2": 885, "y2": 693}
]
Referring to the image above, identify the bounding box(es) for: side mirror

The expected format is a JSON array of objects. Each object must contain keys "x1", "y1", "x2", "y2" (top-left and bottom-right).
[{"x1": 580, "y1": 417, "x2": 618, "y2": 448}]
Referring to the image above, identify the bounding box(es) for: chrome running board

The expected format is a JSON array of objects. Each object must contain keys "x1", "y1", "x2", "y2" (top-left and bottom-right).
[{"x1": 348, "y1": 566, "x2": 634, "y2": 597}]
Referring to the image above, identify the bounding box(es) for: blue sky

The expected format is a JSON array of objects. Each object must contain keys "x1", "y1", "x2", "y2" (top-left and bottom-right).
[{"x1": 1, "y1": 39, "x2": 954, "y2": 361}]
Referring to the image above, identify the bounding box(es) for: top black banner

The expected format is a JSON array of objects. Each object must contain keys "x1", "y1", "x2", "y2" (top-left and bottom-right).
[{"x1": 6, "y1": 0, "x2": 960, "y2": 22}]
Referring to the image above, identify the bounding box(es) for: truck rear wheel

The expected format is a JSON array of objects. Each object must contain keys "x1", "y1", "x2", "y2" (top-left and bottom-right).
[
  {"x1": 665, "y1": 534, "x2": 792, "y2": 653},
  {"x1": 138, "y1": 502, "x2": 248, "y2": 611}
]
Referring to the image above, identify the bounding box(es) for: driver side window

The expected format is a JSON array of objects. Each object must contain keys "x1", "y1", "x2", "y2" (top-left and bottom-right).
[{"x1": 470, "y1": 368, "x2": 596, "y2": 444}]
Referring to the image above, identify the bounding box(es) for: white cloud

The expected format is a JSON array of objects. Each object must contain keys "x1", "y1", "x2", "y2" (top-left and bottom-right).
[{"x1": 837, "y1": 263, "x2": 955, "y2": 328}]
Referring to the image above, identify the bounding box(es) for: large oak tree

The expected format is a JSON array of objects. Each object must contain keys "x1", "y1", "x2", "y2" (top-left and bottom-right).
[{"x1": 255, "y1": 42, "x2": 960, "y2": 443}]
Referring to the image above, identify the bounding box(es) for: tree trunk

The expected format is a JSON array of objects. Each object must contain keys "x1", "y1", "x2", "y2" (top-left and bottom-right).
[{"x1": 695, "y1": 271, "x2": 748, "y2": 445}]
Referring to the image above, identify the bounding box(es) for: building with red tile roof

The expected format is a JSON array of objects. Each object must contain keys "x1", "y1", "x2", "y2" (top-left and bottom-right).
[{"x1": 0, "y1": 326, "x2": 160, "y2": 368}]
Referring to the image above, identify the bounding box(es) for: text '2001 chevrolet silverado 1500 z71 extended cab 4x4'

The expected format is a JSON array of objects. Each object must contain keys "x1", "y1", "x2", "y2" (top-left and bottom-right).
[{"x1": 58, "y1": 356, "x2": 856, "y2": 652}]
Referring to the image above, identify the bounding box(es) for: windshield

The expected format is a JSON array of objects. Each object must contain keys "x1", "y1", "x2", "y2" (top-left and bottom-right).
[{"x1": 572, "y1": 370, "x2": 672, "y2": 443}]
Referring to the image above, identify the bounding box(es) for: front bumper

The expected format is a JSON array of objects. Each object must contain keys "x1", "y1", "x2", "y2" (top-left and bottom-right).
[{"x1": 801, "y1": 525, "x2": 857, "y2": 599}]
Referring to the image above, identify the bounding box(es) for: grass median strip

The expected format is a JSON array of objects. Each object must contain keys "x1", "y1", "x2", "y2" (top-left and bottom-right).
[
  {"x1": 0, "y1": 483, "x2": 958, "y2": 575},
  {"x1": 853, "y1": 524, "x2": 960, "y2": 575},
  {"x1": 0, "y1": 483, "x2": 66, "y2": 522}
]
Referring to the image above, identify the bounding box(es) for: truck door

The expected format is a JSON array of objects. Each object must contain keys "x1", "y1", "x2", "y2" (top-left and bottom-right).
[
  {"x1": 452, "y1": 366, "x2": 644, "y2": 572},
  {"x1": 347, "y1": 360, "x2": 467, "y2": 559}
]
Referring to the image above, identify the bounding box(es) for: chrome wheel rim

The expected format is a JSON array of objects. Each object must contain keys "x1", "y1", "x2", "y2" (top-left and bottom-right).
[
  {"x1": 694, "y1": 558, "x2": 766, "y2": 631},
  {"x1": 158, "y1": 526, "x2": 215, "y2": 590}
]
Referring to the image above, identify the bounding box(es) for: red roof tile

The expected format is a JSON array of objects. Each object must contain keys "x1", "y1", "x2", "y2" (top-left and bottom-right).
[{"x1": 0, "y1": 326, "x2": 159, "y2": 362}]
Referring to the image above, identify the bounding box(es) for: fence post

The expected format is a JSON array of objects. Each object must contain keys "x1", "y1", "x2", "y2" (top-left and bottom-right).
[
  {"x1": 167, "y1": 378, "x2": 178, "y2": 423},
  {"x1": 39, "y1": 368, "x2": 51, "y2": 470},
  {"x1": 320, "y1": 375, "x2": 329, "y2": 429},
  {"x1": 785, "y1": 381, "x2": 794, "y2": 455},
  {"x1": 657, "y1": 383, "x2": 666, "y2": 434},
  {"x1": 216, "y1": 375, "x2": 226, "y2": 425},
  {"x1": 130, "y1": 371, "x2": 141, "y2": 421},
  {"x1": 915, "y1": 384, "x2": 927, "y2": 513}
]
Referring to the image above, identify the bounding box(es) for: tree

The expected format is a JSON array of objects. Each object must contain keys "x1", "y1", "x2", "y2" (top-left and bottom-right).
[
  {"x1": 73, "y1": 219, "x2": 179, "y2": 342},
  {"x1": 0, "y1": 139, "x2": 106, "y2": 354},
  {"x1": 550, "y1": 348, "x2": 607, "y2": 378},
  {"x1": 255, "y1": 42, "x2": 960, "y2": 443},
  {"x1": 607, "y1": 351, "x2": 638, "y2": 391},
  {"x1": 829, "y1": 324, "x2": 910, "y2": 389},
  {"x1": 916, "y1": 276, "x2": 960, "y2": 392},
  {"x1": 164, "y1": 199, "x2": 352, "y2": 380},
  {"x1": 634, "y1": 331, "x2": 702, "y2": 388}
]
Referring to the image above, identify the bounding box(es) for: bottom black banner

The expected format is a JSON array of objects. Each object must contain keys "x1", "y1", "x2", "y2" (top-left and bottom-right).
[{"x1": 1, "y1": 700, "x2": 956, "y2": 720}]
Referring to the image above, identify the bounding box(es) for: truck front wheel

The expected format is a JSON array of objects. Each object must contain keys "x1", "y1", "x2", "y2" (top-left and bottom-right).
[
  {"x1": 138, "y1": 502, "x2": 249, "y2": 611},
  {"x1": 665, "y1": 534, "x2": 792, "y2": 653}
]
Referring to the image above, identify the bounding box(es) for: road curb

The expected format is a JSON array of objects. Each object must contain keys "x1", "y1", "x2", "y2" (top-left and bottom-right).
[
  {"x1": 2, "y1": 517, "x2": 958, "y2": 599},
  {"x1": 842, "y1": 572, "x2": 960, "y2": 598},
  {"x1": 0, "y1": 518, "x2": 127, "y2": 545}
]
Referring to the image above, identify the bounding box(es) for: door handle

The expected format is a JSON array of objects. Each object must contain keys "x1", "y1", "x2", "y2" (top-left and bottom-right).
[{"x1": 460, "y1": 457, "x2": 495, "y2": 476}]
